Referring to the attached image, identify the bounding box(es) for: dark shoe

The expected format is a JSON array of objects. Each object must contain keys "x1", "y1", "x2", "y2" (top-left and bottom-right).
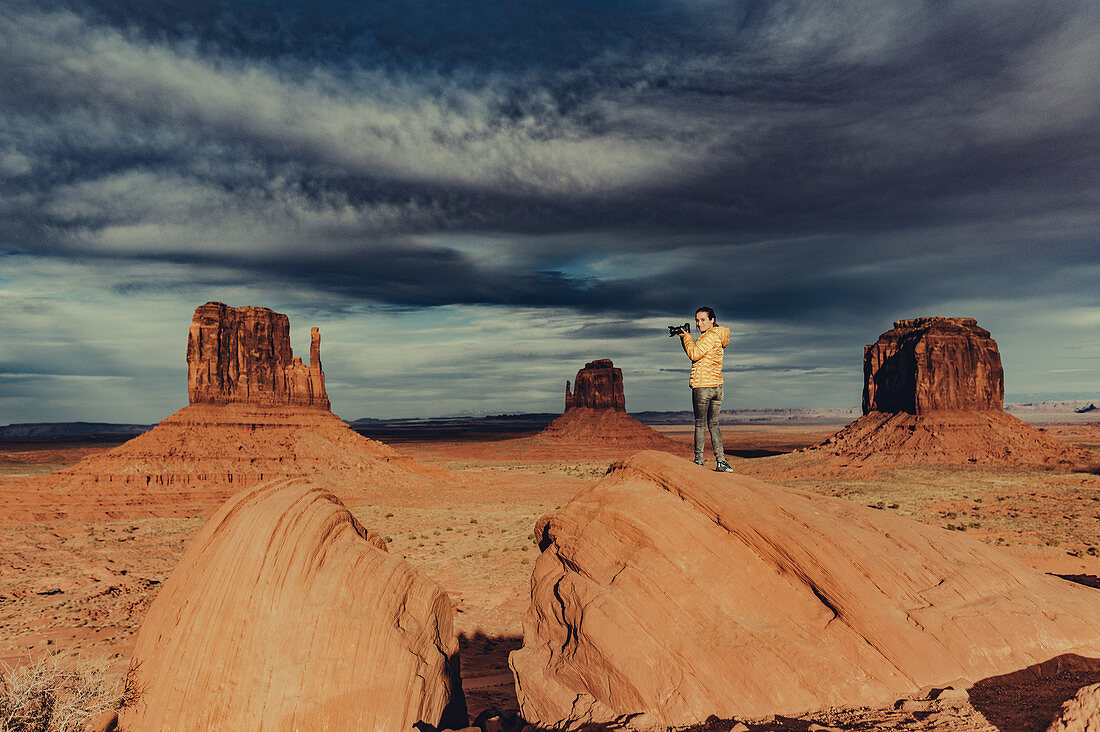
[
  {"x1": 715, "y1": 460, "x2": 734, "y2": 473},
  {"x1": 693, "y1": 458, "x2": 707, "y2": 466}
]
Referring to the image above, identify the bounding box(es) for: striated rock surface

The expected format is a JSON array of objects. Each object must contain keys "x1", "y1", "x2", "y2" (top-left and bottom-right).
[
  {"x1": 863, "y1": 317, "x2": 1003, "y2": 415},
  {"x1": 510, "y1": 451, "x2": 1100, "y2": 729},
  {"x1": 538, "y1": 407, "x2": 677, "y2": 448},
  {"x1": 1047, "y1": 682, "x2": 1100, "y2": 732},
  {"x1": 118, "y1": 479, "x2": 466, "y2": 731},
  {"x1": 565, "y1": 359, "x2": 626, "y2": 412},
  {"x1": 29, "y1": 404, "x2": 445, "y2": 513},
  {"x1": 188, "y1": 301, "x2": 329, "y2": 408}
]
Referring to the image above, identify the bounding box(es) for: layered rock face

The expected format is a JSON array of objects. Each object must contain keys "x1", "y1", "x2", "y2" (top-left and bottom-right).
[
  {"x1": 863, "y1": 317, "x2": 1003, "y2": 415},
  {"x1": 541, "y1": 359, "x2": 675, "y2": 448},
  {"x1": 187, "y1": 301, "x2": 329, "y2": 409},
  {"x1": 30, "y1": 404, "x2": 446, "y2": 517},
  {"x1": 565, "y1": 359, "x2": 626, "y2": 412},
  {"x1": 510, "y1": 451, "x2": 1100, "y2": 729},
  {"x1": 804, "y1": 317, "x2": 1087, "y2": 467},
  {"x1": 118, "y1": 479, "x2": 466, "y2": 731}
]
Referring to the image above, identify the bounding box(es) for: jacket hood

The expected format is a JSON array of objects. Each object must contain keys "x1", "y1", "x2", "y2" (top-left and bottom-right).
[{"x1": 713, "y1": 326, "x2": 730, "y2": 347}]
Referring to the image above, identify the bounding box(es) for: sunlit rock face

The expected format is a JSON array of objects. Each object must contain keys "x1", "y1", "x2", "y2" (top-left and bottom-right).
[
  {"x1": 862, "y1": 317, "x2": 1003, "y2": 416},
  {"x1": 510, "y1": 451, "x2": 1100, "y2": 730},
  {"x1": 187, "y1": 301, "x2": 329, "y2": 409},
  {"x1": 118, "y1": 478, "x2": 467, "y2": 731},
  {"x1": 25, "y1": 302, "x2": 450, "y2": 517}
]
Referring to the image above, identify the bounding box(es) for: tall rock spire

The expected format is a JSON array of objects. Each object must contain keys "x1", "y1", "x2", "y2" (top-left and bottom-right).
[{"x1": 186, "y1": 302, "x2": 330, "y2": 409}]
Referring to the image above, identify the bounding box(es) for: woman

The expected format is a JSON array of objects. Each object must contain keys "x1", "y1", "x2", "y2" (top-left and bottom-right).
[{"x1": 679, "y1": 306, "x2": 733, "y2": 472}]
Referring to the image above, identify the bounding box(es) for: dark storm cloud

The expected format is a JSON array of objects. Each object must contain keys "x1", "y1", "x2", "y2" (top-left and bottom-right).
[{"x1": 1, "y1": 0, "x2": 1098, "y2": 420}]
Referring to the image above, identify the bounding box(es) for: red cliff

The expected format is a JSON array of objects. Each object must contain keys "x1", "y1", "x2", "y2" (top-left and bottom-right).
[
  {"x1": 187, "y1": 302, "x2": 329, "y2": 409},
  {"x1": 863, "y1": 317, "x2": 1003, "y2": 415},
  {"x1": 565, "y1": 359, "x2": 626, "y2": 412}
]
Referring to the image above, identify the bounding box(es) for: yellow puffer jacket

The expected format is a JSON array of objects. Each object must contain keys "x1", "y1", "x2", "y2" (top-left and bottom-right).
[{"x1": 680, "y1": 326, "x2": 730, "y2": 387}]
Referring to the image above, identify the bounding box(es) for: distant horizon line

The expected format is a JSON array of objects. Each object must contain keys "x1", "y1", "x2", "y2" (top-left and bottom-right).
[{"x1": 2, "y1": 398, "x2": 1097, "y2": 431}]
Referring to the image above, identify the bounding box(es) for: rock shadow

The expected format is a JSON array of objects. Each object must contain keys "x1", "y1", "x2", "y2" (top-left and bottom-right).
[
  {"x1": 969, "y1": 653, "x2": 1100, "y2": 732},
  {"x1": 458, "y1": 631, "x2": 523, "y2": 725},
  {"x1": 727, "y1": 448, "x2": 786, "y2": 458},
  {"x1": 1050, "y1": 573, "x2": 1100, "y2": 590},
  {"x1": 673, "y1": 717, "x2": 796, "y2": 731}
]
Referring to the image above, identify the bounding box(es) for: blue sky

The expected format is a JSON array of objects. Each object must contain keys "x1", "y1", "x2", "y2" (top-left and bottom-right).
[{"x1": 1, "y1": 0, "x2": 1098, "y2": 422}]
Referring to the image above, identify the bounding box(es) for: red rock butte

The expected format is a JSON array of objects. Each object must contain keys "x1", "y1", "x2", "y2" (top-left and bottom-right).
[
  {"x1": 16, "y1": 302, "x2": 449, "y2": 519},
  {"x1": 863, "y1": 317, "x2": 1003, "y2": 415},
  {"x1": 538, "y1": 359, "x2": 676, "y2": 449},
  {"x1": 188, "y1": 301, "x2": 329, "y2": 409},
  {"x1": 565, "y1": 358, "x2": 626, "y2": 412},
  {"x1": 802, "y1": 317, "x2": 1088, "y2": 468}
]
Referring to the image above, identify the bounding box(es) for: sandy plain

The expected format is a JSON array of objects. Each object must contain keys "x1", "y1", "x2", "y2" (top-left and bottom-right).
[{"x1": 1, "y1": 416, "x2": 1099, "y2": 731}]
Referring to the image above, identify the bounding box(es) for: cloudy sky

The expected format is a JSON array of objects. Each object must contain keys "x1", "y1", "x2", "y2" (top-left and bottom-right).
[{"x1": 1, "y1": 0, "x2": 1097, "y2": 422}]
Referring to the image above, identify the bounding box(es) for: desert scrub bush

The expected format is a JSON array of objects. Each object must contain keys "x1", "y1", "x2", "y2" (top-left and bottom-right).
[{"x1": 0, "y1": 653, "x2": 130, "y2": 732}]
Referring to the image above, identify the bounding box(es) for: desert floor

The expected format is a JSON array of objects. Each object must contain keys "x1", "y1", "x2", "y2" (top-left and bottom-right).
[{"x1": 2, "y1": 420, "x2": 1099, "y2": 731}]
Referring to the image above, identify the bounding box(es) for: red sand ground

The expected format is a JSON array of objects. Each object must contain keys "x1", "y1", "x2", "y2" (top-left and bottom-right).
[{"x1": 1, "y1": 419, "x2": 1099, "y2": 730}]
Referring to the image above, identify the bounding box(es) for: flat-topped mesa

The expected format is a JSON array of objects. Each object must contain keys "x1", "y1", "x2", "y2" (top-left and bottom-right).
[
  {"x1": 565, "y1": 359, "x2": 626, "y2": 412},
  {"x1": 863, "y1": 316, "x2": 1003, "y2": 415},
  {"x1": 187, "y1": 302, "x2": 329, "y2": 409}
]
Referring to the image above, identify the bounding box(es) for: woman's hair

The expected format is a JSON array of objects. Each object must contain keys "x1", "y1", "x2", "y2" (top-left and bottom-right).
[{"x1": 695, "y1": 306, "x2": 717, "y2": 323}]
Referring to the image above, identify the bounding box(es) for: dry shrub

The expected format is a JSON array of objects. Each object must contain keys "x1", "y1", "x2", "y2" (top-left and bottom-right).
[{"x1": 0, "y1": 652, "x2": 130, "y2": 732}]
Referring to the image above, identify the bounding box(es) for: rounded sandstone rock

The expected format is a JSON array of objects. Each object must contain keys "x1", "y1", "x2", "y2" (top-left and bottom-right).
[
  {"x1": 510, "y1": 451, "x2": 1100, "y2": 729},
  {"x1": 118, "y1": 478, "x2": 466, "y2": 730}
]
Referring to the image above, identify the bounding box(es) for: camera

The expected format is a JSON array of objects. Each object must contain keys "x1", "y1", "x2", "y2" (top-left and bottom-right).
[{"x1": 667, "y1": 322, "x2": 691, "y2": 337}]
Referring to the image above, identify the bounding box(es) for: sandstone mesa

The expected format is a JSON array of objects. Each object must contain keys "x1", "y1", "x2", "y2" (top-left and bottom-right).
[
  {"x1": 187, "y1": 301, "x2": 329, "y2": 409},
  {"x1": 539, "y1": 359, "x2": 677, "y2": 448},
  {"x1": 22, "y1": 302, "x2": 448, "y2": 518},
  {"x1": 808, "y1": 317, "x2": 1088, "y2": 467},
  {"x1": 564, "y1": 358, "x2": 626, "y2": 412}
]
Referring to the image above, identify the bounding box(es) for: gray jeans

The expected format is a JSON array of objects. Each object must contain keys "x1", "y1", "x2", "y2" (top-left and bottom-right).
[{"x1": 692, "y1": 386, "x2": 724, "y2": 462}]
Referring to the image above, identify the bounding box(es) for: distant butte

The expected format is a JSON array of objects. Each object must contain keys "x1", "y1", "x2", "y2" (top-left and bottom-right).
[
  {"x1": 539, "y1": 359, "x2": 677, "y2": 449},
  {"x1": 565, "y1": 359, "x2": 626, "y2": 412},
  {"x1": 24, "y1": 302, "x2": 449, "y2": 518},
  {"x1": 805, "y1": 317, "x2": 1088, "y2": 468}
]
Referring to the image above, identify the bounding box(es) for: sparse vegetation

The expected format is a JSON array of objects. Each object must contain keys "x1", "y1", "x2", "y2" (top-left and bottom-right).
[{"x1": 0, "y1": 653, "x2": 132, "y2": 732}]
